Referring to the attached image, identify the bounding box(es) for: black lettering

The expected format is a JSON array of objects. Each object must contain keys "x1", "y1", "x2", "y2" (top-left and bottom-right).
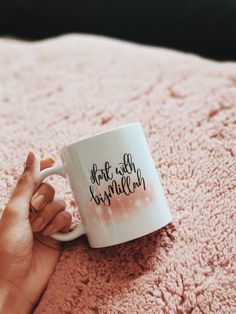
[{"x1": 89, "y1": 153, "x2": 146, "y2": 207}]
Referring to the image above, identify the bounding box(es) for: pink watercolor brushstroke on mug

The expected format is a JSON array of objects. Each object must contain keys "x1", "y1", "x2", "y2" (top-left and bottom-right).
[{"x1": 90, "y1": 181, "x2": 155, "y2": 224}]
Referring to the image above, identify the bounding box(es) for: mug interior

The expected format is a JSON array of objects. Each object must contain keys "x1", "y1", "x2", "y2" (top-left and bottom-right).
[{"x1": 60, "y1": 121, "x2": 141, "y2": 153}]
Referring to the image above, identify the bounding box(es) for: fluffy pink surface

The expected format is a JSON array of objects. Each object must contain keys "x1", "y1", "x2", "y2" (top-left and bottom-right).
[{"x1": 0, "y1": 35, "x2": 235, "y2": 313}]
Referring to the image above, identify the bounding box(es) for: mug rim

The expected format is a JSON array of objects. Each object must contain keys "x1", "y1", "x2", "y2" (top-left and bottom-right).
[{"x1": 60, "y1": 121, "x2": 141, "y2": 152}]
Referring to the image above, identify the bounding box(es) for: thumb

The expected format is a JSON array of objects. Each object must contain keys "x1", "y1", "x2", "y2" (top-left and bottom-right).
[{"x1": 5, "y1": 152, "x2": 40, "y2": 220}]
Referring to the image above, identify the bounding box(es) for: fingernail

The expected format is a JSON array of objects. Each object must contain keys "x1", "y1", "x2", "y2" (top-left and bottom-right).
[
  {"x1": 43, "y1": 224, "x2": 55, "y2": 236},
  {"x1": 31, "y1": 194, "x2": 46, "y2": 210},
  {"x1": 32, "y1": 216, "x2": 45, "y2": 231},
  {"x1": 26, "y1": 151, "x2": 35, "y2": 167},
  {"x1": 48, "y1": 157, "x2": 55, "y2": 164}
]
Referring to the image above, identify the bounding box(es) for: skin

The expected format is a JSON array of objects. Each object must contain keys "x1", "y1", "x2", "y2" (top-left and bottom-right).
[{"x1": 0, "y1": 152, "x2": 72, "y2": 313}]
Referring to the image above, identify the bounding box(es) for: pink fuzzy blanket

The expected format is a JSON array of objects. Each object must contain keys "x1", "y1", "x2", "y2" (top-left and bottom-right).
[{"x1": 0, "y1": 35, "x2": 235, "y2": 313}]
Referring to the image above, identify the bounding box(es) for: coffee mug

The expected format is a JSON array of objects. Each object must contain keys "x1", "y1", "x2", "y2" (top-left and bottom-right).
[{"x1": 39, "y1": 122, "x2": 172, "y2": 247}]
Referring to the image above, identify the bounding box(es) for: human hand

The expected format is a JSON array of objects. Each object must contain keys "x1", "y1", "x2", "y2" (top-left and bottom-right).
[{"x1": 0, "y1": 152, "x2": 72, "y2": 314}]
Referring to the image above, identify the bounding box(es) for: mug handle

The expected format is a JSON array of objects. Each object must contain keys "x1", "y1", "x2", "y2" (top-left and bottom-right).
[{"x1": 38, "y1": 164, "x2": 86, "y2": 241}]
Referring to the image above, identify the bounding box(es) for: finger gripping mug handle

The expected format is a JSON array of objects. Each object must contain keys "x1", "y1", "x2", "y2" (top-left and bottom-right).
[{"x1": 39, "y1": 164, "x2": 86, "y2": 241}]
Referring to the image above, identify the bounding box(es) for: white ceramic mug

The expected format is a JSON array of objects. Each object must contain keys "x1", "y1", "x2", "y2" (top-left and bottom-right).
[{"x1": 39, "y1": 122, "x2": 172, "y2": 248}]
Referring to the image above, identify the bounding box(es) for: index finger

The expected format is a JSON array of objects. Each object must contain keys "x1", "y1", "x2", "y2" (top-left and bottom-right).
[
  {"x1": 29, "y1": 157, "x2": 55, "y2": 218},
  {"x1": 40, "y1": 158, "x2": 54, "y2": 171}
]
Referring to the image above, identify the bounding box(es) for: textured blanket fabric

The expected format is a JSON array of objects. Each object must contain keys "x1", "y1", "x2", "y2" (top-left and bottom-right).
[{"x1": 0, "y1": 35, "x2": 235, "y2": 314}]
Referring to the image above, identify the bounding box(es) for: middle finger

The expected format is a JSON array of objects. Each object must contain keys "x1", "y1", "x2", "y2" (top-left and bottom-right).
[
  {"x1": 31, "y1": 182, "x2": 55, "y2": 212},
  {"x1": 31, "y1": 198, "x2": 66, "y2": 232}
]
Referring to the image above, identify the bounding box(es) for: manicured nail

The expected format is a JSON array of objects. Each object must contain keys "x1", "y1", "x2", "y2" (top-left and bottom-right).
[
  {"x1": 43, "y1": 224, "x2": 55, "y2": 236},
  {"x1": 32, "y1": 216, "x2": 45, "y2": 231},
  {"x1": 26, "y1": 151, "x2": 35, "y2": 167},
  {"x1": 31, "y1": 194, "x2": 46, "y2": 210},
  {"x1": 48, "y1": 157, "x2": 55, "y2": 164}
]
